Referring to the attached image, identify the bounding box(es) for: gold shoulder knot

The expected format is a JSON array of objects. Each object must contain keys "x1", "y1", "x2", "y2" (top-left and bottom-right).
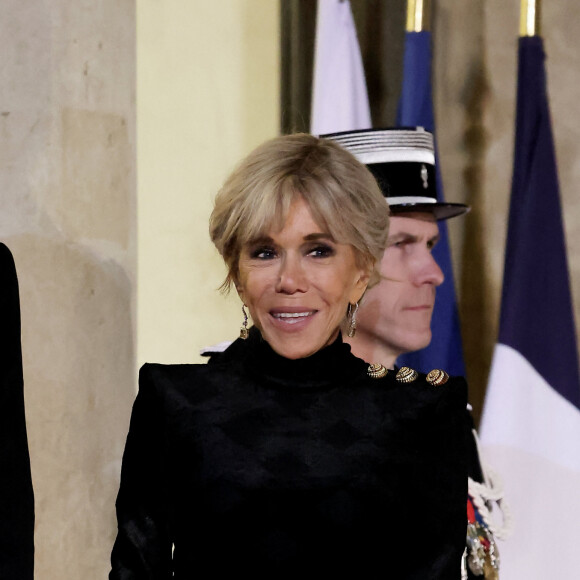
[
  {"x1": 396, "y1": 366, "x2": 418, "y2": 383},
  {"x1": 426, "y1": 369, "x2": 450, "y2": 386},
  {"x1": 367, "y1": 363, "x2": 388, "y2": 379}
]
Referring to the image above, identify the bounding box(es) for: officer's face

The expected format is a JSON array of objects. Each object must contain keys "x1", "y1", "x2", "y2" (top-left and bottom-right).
[{"x1": 355, "y1": 213, "x2": 444, "y2": 361}]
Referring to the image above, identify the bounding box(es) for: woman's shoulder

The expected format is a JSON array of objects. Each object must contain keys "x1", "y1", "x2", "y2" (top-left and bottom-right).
[
  {"x1": 404, "y1": 366, "x2": 468, "y2": 398},
  {"x1": 360, "y1": 364, "x2": 468, "y2": 425},
  {"x1": 136, "y1": 333, "x2": 260, "y2": 405},
  {"x1": 365, "y1": 363, "x2": 467, "y2": 396},
  {"x1": 140, "y1": 358, "x2": 240, "y2": 380},
  {"x1": 137, "y1": 360, "x2": 240, "y2": 400},
  {"x1": 406, "y1": 366, "x2": 468, "y2": 407}
]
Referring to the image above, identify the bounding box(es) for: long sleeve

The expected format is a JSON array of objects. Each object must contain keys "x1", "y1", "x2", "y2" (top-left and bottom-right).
[
  {"x1": 0, "y1": 243, "x2": 35, "y2": 579},
  {"x1": 109, "y1": 364, "x2": 173, "y2": 579}
]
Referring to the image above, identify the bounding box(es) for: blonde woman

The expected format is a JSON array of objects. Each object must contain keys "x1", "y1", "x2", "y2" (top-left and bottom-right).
[{"x1": 110, "y1": 134, "x2": 468, "y2": 579}]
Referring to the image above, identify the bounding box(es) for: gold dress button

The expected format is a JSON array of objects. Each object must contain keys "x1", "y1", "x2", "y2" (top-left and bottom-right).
[
  {"x1": 396, "y1": 366, "x2": 418, "y2": 383},
  {"x1": 426, "y1": 369, "x2": 450, "y2": 386},
  {"x1": 367, "y1": 363, "x2": 388, "y2": 379}
]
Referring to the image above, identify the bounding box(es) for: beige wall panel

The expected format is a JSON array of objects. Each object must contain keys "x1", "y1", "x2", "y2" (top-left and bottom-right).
[
  {"x1": 137, "y1": 0, "x2": 280, "y2": 366},
  {"x1": 1, "y1": 0, "x2": 136, "y2": 577}
]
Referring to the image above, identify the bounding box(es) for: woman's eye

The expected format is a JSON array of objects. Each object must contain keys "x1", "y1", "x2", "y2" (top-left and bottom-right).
[
  {"x1": 250, "y1": 247, "x2": 276, "y2": 259},
  {"x1": 308, "y1": 244, "x2": 334, "y2": 258}
]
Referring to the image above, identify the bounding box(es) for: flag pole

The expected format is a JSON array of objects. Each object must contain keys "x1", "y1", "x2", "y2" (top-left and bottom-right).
[
  {"x1": 406, "y1": 0, "x2": 431, "y2": 32},
  {"x1": 520, "y1": 0, "x2": 541, "y2": 37}
]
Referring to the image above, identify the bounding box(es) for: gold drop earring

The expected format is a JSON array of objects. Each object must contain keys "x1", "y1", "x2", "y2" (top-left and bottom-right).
[
  {"x1": 240, "y1": 304, "x2": 249, "y2": 339},
  {"x1": 347, "y1": 302, "x2": 359, "y2": 338}
]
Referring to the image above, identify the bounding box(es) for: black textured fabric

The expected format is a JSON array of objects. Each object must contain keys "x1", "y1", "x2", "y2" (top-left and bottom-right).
[
  {"x1": 0, "y1": 243, "x2": 35, "y2": 579},
  {"x1": 110, "y1": 328, "x2": 467, "y2": 579}
]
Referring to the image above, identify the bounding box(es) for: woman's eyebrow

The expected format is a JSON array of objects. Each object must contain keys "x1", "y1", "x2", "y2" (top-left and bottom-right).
[
  {"x1": 247, "y1": 235, "x2": 274, "y2": 245},
  {"x1": 303, "y1": 233, "x2": 335, "y2": 242}
]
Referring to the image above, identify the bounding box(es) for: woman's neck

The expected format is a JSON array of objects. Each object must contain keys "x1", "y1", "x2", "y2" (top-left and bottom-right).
[{"x1": 344, "y1": 334, "x2": 398, "y2": 370}]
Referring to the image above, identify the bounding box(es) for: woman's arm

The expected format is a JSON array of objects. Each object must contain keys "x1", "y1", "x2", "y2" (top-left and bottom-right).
[{"x1": 109, "y1": 364, "x2": 173, "y2": 579}]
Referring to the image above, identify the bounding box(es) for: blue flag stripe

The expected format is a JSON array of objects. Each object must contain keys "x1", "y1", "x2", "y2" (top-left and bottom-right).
[
  {"x1": 499, "y1": 36, "x2": 580, "y2": 408},
  {"x1": 395, "y1": 31, "x2": 466, "y2": 376}
]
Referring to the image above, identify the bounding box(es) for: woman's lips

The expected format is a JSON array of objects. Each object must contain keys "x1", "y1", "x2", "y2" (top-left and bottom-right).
[
  {"x1": 272, "y1": 311, "x2": 316, "y2": 323},
  {"x1": 270, "y1": 310, "x2": 317, "y2": 327}
]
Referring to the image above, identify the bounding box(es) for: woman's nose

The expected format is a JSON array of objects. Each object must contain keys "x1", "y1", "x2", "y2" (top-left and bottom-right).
[{"x1": 275, "y1": 255, "x2": 308, "y2": 294}]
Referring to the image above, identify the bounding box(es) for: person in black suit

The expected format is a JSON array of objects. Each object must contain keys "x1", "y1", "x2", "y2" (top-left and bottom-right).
[{"x1": 0, "y1": 243, "x2": 35, "y2": 579}]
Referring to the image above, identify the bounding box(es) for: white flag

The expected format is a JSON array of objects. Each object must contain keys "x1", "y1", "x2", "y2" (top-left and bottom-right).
[{"x1": 310, "y1": 0, "x2": 371, "y2": 135}]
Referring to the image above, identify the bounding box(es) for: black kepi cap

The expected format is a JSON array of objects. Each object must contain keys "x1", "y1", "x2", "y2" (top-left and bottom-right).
[{"x1": 322, "y1": 127, "x2": 469, "y2": 221}]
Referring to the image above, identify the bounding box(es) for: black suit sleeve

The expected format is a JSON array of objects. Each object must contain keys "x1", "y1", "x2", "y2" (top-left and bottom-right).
[
  {"x1": 109, "y1": 364, "x2": 173, "y2": 579},
  {"x1": 0, "y1": 243, "x2": 35, "y2": 579}
]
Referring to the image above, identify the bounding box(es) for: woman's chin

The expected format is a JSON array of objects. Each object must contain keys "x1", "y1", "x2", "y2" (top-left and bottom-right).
[
  {"x1": 260, "y1": 326, "x2": 340, "y2": 360},
  {"x1": 271, "y1": 345, "x2": 318, "y2": 360}
]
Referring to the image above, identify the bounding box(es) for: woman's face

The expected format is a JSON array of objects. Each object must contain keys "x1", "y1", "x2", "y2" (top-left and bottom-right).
[{"x1": 236, "y1": 196, "x2": 369, "y2": 359}]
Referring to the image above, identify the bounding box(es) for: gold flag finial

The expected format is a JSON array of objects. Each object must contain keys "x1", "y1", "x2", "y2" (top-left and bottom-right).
[
  {"x1": 520, "y1": 0, "x2": 541, "y2": 37},
  {"x1": 406, "y1": 0, "x2": 431, "y2": 33}
]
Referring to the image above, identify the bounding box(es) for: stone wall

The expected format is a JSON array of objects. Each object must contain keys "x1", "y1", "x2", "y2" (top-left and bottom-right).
[{"x1": 0, "y1": 1, "x2": 136, "y2": 577}]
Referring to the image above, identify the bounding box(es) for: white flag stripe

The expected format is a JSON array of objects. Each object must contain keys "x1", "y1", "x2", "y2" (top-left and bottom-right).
[
  {"x1": 480, "y1": 343, "x2": 580, "y2": 473},
  {"x1": 482, "y1": 443, "x2": 580, "y2": 578},
  {"x1": 481, "y1": 344, "x2": 580, "y2": 577},
  {"x1": 310, "y1": 0, "x2": 371, "y2": 135}
]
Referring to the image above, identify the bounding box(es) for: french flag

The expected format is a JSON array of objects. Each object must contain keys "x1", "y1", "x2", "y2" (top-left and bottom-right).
[
  {"x1": 310, "y1": 0, "x2": 371, "y2": 135},
  {"x1": 479, "y1": 36, "x2": 580, "y2": 578}
]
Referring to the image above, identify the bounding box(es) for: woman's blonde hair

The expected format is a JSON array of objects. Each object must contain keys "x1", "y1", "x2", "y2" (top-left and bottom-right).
[{"x1": 209, "y1": 133, "x2": 390, "y2": 291}]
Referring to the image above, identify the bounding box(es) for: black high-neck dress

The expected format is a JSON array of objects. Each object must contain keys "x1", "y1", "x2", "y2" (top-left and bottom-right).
[{"x1": 110, "y1": 328, "x2": 468, "y2": 579}]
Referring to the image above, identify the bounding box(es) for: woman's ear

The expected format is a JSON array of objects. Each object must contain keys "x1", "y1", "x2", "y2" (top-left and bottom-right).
[
  {"x1": 234, "y1": 280, "x2": 245, "y2": 303},
  {"x1": 349, "y1": 266, "x2": 371, "y2": 304},
  {"x1": 232, "y1": 265, "x2": 244, "y2": 301}
]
